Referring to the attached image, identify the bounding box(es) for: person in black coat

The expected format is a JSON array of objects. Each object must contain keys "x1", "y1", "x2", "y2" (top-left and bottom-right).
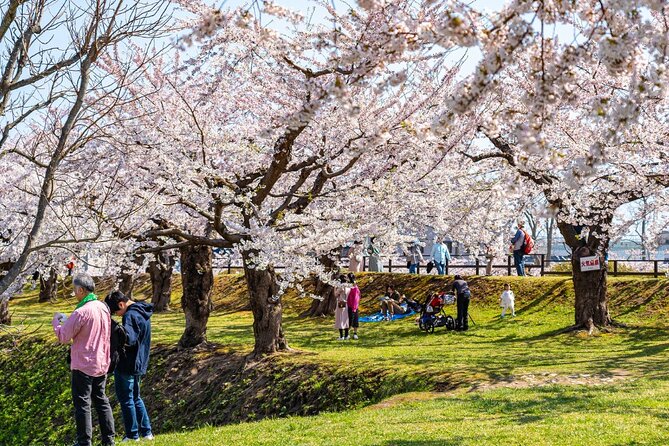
[
  {"x1": 452, "y1": 275, "x2": 471, "y2": 331},
  {"x1": 105, "y1": 291, "x2": 154, "y2": 441}
]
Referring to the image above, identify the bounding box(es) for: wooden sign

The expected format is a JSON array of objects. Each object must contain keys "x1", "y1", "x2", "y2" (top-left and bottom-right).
[{"x1": 580, "y1": 255, "x2": 600, "y2": 272}]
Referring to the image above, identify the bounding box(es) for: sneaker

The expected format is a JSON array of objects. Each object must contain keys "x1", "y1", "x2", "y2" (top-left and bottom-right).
[
  {"x1": 338, "y1": 337, "x2": 344, "y2": 341},
  {"x1": 142, "y1": 434, "x2": 155, "y2": 441},
  {"x1": 344, "y1": 336, "x2": 350, "y2": 340},
  {"x1": 121, "y1": 438, "x2": 140, "y2": 442},
  {"x1": 352, "y1": 334, "x2": 358, "y2": 340}
]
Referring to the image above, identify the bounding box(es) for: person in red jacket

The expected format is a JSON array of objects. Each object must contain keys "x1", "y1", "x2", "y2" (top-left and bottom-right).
[{"x1": 346, "y1": 273, "x2": 361, "y2": 340}]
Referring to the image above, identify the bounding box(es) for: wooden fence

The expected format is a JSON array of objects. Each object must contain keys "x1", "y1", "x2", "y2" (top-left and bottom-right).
[{"x1": 213, "y1": 254, "x2": 669, "y2": 278}]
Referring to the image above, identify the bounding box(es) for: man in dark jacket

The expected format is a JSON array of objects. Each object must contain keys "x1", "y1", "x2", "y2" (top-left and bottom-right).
[{"x1": 105, "y1": 291, "x2": 154, "y2": 442}]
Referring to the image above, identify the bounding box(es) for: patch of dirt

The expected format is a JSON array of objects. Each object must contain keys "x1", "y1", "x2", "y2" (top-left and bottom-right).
[{"x1": 469, "y1": 369, "x2": 632, "y2": 392}]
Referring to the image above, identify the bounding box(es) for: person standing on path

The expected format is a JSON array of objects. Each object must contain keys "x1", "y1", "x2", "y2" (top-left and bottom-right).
[
  {"x1": 406, "y1": 240, "x2": 424, "y2": 274},
  {"x1": 452, "y1": 274, "x2": 471, "y2": 331},
  {"x1": 52, "y1": 273, "x2": 115, "y2": 446},
  {"x1": 366, "y1": 237, "x2": 384, "y2": 272},
  {"x1": 510, "y1": 222, "x2": 527, "y2": 276},
  {"x1": 430, "y1": 237, "x2": 451, "y2": 275},
  {"x1": 104, "y1": 291, "x2": 155, "y2": 442},
  {"x1": 348, "y1": 241, "x2": 364, "y2": 273},
  {"x1": 346, "y1": 273, "x2": 361, "y2": 340}
]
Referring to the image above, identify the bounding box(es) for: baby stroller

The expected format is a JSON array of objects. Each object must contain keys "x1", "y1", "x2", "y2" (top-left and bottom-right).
[{"x1": 418, "y1": 292, "x2": 455, "y2": 333}]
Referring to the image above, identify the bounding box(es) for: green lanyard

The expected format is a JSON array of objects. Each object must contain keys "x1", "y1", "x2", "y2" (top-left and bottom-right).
[{"x1": 75, "y1": 293, "x2": 97, "y2": 310}]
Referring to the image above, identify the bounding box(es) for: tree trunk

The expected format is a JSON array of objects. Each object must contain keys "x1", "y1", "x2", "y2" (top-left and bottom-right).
[
  {"x1": 178, "y1": 245, "x2": 213, "y2": 348},
  {"x1": 558, "y1": 221, "x2": 612, "y2": 330},
  {"x1": 117, "y1": 255, "x2": 145, "y2": 299},
  {"x1": 0, "y1": 298, "x2": 9, "y2": 325},
  {"x1": 117, "y1": 272, "x2": 135, "y2": 298},
  {"x1": 243, "y1": 250, "x2": 289, "y2": 356},
  {"x1": 545, "y1": 217, "x2": 554, "y2": 267},
  {"x1": 301, "y1": 254, "x2": 339, "y2": 317},
  {"x1": 38, "y1": 268, "x2": 58, "y2": 302},
  {"x1": 148, "y1": 252, "x2": 174, "y2": 312},
  {"x1": 571, "y1": 246, "x2": 611, "y2": 329}
]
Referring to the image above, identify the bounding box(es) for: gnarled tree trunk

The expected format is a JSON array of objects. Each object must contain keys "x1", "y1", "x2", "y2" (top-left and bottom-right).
[
  {"x1": 301, "y1": 254, "x2": 339, "y2": 318},
  {"x1": 558, "y1": 221, "x2": 612, "y2": 330},
  {"x1": 38, "y1": 268, "x2": 58, "y2": 303},
  {"x1": 243, "y1": 250, "x2": 288, "y2": 356},
  {"x1": 148, "y1": 251, "x2": 174, "y2": 312},
  {"x1": 0, "y1": 299, "x2": 9, "y2": 325},
  {"x1": 178, "y1": 245, "x2": 213, "y2": 348},
  {"x1": 117, "y1": 255, "x2": 145, "y2": 299}
]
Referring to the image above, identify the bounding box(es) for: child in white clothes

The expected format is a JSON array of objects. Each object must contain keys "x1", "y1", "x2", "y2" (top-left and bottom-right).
[{"x1": 500, "y1": 284, "x2": 515, "y2": 317}]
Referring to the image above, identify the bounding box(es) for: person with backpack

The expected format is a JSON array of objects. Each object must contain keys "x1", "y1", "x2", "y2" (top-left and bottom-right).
[
  {"x1": 510, "y1": 221, "x2": 527, "y2": 276},
  {"x1": 52, "y1": 273, "x2": 115, "y2": 446},
  {"x1": 104, "y1": 291, "x2": 154, "y2": 442}
]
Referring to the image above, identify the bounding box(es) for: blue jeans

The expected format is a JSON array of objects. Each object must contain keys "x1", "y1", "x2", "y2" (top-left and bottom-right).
[
  {"x1": 409, "y1": 263, "x2": 418, "y2": 274},
  {"x1": 114, "y1": 372, "x2": 152, "y2": 439},
  {"x1": 434, "y1": 262, "x2": 445, "y2": 275},
  {"x1": 513, "y1": 250, "x2": 525, "y2": 276}
]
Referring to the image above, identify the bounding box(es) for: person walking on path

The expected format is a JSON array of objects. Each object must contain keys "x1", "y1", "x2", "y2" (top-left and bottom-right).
[
  {"x1": 452, "y1": 274, "x2": 471, "y2": 331},
  {"x1": 348, "y1": 241, "x2": 364, "y2": 272},
  {"x1": 346, "y1": 273, "x2": 361, "y2": 339},
  {"x1": 334, "y1": 275, "x2": 351, "y2": 340},
  {"x1": 406, "y1": 240, "x2": 424, "y2": 274},
  {"x1": 104, "y1": 291, "x2": 155, "y2": 442},
  {"x1": 510, "y1": 222, "x2": 527, "y2": 276},
  {"x1": 500, "y1": 284, "x2": 516, "y2": 317},
  {"x1": 366, "y1": 237, "x2": 384, "y2": 272},
  {"x1": 430, "y1": 237, "x2": 451, "y2": 275},
  {"x1": 52, "y1": 273, "x2": 115, "y2": 446}
]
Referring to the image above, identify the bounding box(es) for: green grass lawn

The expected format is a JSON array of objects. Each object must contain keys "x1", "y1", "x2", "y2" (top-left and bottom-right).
[
  {"x1": 150, "y1": 379, "x2": 669, "y2": 445},
  {"x1": 6, "y1": 274, "x2": 669, "y2": 445}
]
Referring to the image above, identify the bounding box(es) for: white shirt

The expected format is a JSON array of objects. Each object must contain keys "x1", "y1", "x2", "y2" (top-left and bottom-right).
[{"x1": 501, "y1": 290, "x2": 515, "y2": 305}]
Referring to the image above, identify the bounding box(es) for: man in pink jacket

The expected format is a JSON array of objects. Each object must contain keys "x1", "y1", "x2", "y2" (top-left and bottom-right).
[{"x1": 53, "y1": 273, "x2": 115, "y2": 446}]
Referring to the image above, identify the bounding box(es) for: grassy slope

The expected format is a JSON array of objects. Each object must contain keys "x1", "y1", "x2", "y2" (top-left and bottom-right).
[{"x1": 4, "y1": 273, "x2": 669, "y2": 445}]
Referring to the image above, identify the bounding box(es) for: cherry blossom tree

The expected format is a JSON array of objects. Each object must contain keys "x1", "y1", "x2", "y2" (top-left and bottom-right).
[
  {"x1": 0, "y1": 0, "x2": 173, "y2": 323},
  {"x1": 97, "y1": 0, "x2": 469, "y2": 354}
]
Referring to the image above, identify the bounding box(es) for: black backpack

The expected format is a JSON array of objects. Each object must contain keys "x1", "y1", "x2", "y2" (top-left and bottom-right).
[{"x1": 108, "y1": 318, "x2": 127, "y2": 375}]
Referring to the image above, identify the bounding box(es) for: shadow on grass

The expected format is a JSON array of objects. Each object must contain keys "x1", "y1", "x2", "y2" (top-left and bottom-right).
[{"x1": 380, "y1": 440, "x2": 464, "y2": 446}]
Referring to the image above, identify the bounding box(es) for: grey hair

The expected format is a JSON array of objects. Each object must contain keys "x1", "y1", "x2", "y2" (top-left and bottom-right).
[{"x1": 73, "y1": 273, "x2": 95, "y2": 293}]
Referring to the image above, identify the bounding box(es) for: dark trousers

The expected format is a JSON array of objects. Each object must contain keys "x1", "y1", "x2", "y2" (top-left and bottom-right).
[
  {"x1": 72, "y1": 369, "x2": 115, "y2": 446},
  {"x1": 456, "y1": 293, "x2": 470, "y2": 331}
]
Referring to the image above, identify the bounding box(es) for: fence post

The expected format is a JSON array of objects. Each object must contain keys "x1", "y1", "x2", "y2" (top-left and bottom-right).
[
  {"x1": 227, "y1": 261, "x2": 231, "y2": 274},
  {"x1": 507, "y1": 255, "x2": 512, "y2": 276},
  {"x1": 475, "y1": 258, "x2": 480, "y2": 276},
  {"x1": 388, "y1": 259, "x2": 392, "y2": 273},
  {"x1": 363, "y1": 256, "x2": 367, "y2": 272},
  {"x1": 417, "y1": 263, "x2": 421, "y2": 274},
  {"x1": 540, "y1": 254, "x2": 545, "y2": 276},
  {"x1": 613, "y1": 260, "x2": 618, "y2": 276},
  {"x1": 445, "y1": 260, "x2": 449, "y2": 276},
  {"x1": 654, "y1": 260, "x2": 659, "y2": 278}
]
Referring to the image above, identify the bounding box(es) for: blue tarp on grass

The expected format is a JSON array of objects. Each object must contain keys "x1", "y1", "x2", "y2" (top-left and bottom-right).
[{"x1": 360, "y1": 304, "x2": 416, "y2": 323}]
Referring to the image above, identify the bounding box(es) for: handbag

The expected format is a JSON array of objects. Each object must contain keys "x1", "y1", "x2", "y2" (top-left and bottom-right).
[{"x1": 338, "y1": 301, "x2": 346, "y2": 308}]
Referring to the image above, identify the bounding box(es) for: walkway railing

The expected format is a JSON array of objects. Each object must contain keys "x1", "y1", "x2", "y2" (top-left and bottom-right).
[{"x1": 213, "y1": 254, "x2": 669, "y2": 277}]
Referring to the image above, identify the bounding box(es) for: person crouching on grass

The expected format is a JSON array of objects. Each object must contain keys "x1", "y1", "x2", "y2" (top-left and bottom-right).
[
  {"x1": 347, "y1": 273, "x2": 361, "y2": 340},
  {"x1": 105, "y1": 291, "x2": 155, "y2": 442}
]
